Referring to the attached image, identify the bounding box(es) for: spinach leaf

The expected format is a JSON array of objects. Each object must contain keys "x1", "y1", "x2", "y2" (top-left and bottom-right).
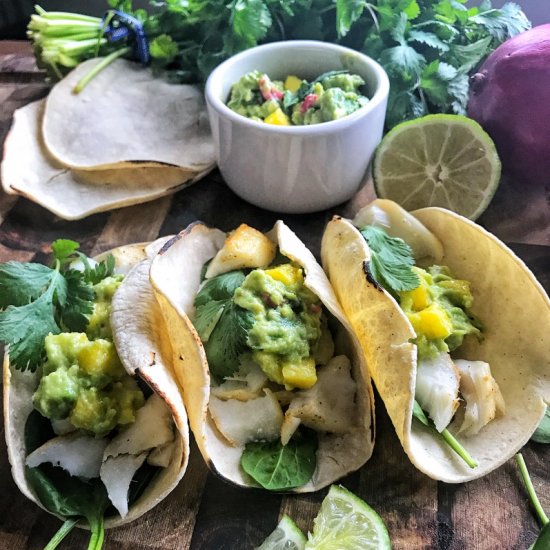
[
  {"x1": 241, "y1": 431, "x2": 318, "y2": 490},
  {"x1": 533, "y1": 523, "x2": 550, "y2": 550},
  {"x1": 531, "y1": 407, "x2": 550, "y2": 444}
]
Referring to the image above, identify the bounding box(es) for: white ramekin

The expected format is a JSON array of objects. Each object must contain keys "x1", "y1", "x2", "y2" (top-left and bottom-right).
[{"x1": 205, "y1": 41, "x2": 389, "y2": 213}]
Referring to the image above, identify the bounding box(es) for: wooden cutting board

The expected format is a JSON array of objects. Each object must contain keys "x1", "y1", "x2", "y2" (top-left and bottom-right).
[{"x1": 0, "y1": 42, "x2": 548, "y2": 550}]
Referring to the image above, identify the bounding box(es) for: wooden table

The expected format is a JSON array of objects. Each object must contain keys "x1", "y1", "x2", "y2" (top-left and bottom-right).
[{"x1": 0, "y1": 42, "x2": 549, "y2": 550}]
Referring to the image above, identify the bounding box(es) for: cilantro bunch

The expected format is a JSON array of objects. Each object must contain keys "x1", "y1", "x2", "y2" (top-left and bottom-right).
[
  {"x1": 0, "y1": 240, "x2": 114, "y2": 372},
  {"x1": 30, "y1": 0, "x2": 529, "y2": 128}
]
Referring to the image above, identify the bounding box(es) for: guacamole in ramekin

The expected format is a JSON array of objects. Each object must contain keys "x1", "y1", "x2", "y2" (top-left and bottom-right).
[{"x1": 227, "y1": 70, "x2": 369, "y2": 126}]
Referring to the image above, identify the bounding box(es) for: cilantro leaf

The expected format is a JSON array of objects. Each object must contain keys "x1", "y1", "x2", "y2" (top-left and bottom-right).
[
  {"x1": 82, "y1": 255, "x2": 115, "y2": 285},
  {"x1": 227, "y1": 0, "x2": 272, "y2": 52},
  {"x1": 149, "y1": 34, "x2": 179, "y2": 62},
  {"x1": 204, "y1": 301, "x2": 254, "y2": 380},
  {"x1": 0, "y1": 285, "x2": 60, "y2": 371},
  {"x1": 194, "y1": 270, "x2": 253, "y2": 380},
  {"x1": 0, "y1": 262, "x2": 55, "y2": 308},
  {"x1": 51, "y1": 239, "x2": 80, "y2": 263},
  {"x1": 360, "y1": 226, "x2": 420, "y2": 294},
  {"x1": 336, "y1": 0, "x2": 365, "y2": 38},
  {"x1": 59, "y1": 270, "x2": 95, "y2": 332}
]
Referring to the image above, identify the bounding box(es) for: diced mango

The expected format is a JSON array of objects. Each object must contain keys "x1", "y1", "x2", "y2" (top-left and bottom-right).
[
  {"x1": 282, "y1": 356, "x2": 317, "y2": 390},
  {"x1": 78, "y1": 339, "x2": 123, "y2": 379},
  {"x1": 408, "y1": 304, "x2": 452, "y2": 340},
  {"x1": 253, "y1": 351, "x2": 284, "y2": 385},
  {"x1": 205, "y1": 224, "x2": 276, "y2": 278},
  {"x1": 265, "y1": 264, "x2": 303, "y2": 287},
  {"x1": 284, "y1": 75, "x2": 302, "y2": 93},
  {"x1": 402, "y1": 284, "x2": 431, "y2": 311},
  {"x1": 264, "y1": 108, "x2": 290, "y2": 126}
]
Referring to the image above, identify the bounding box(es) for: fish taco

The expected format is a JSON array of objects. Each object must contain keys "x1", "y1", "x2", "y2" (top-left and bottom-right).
[
  {"x1": 2, "y1": 238, "x2": 189, "y2": 547},
  {"x1": 321, "y1": 199, "x2": 550, "y2": 482},
  {"x1": 149, "y1": 221, "x2": 375, "y2": 491}
]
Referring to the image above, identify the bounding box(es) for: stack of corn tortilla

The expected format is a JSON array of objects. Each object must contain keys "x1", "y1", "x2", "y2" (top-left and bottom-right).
[{"x1": 1, "y1": 58, "x2": 216, "y2": 219}]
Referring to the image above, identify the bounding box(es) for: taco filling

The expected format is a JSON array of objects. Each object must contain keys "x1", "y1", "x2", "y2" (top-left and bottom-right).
[
  {"x1": 357, "y1": 202, "x2": 505, "y2": 459},
  {"x1": 1, "y1": 242, "x2": 181, "y2": 547},
  {"x1": 192, "y1": 225, "x2": 359, "y2": 490}
]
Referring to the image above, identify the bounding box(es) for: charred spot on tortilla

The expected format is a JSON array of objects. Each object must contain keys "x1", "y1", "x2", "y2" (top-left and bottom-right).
[{"x1": 363, "y1": 260, "x2": 382, "y2": 291}]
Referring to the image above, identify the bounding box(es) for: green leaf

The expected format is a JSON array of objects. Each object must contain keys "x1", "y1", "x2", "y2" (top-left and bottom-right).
[
  {"x1": 404, "y1": 0, "x2": 420, "y2": 20},
  {"x1": 359, "y1": 226, "x2": 420, "y2": 293},
  {"x1": 412, "y1": 400, "x2": 429, "y2": 426},
  {"x1": 408, "y1": 30, "x2": 449, "y2": 52},
  {"x1": 149, "y1": 34, "x2": 179, "y2": 62},
  {"x1": 380, "y1": 44, "x2": 425, "y2": 79},
  {"x1": 229, "y1": 0, "x2": 272, "y2": 50},
  {"x1": 81, "y1": 255, "x2": 115, "y2": 285},
  {"x1": 194, "y1": 271, "x2": 247, "y2": 307},
  {"x1": 471, "y1": 3, "x2": 531, "y2": 42},
  {"x1": 532, "y1": 407, "x2": 550, "y2": 444},
  {"x1": 193, "y1": 300, "x2": 225, "y2": 342},
  {"x1": 336, "y1": 0, "x2": 365, "y2": 38},
  {"x1": 0, "y1": 284, "x2": 61, "y2": 371},
  {"x1": 204, "y1": 302, "x2": 254, "y2": 380},
  {"x1": 241, "y1": 431, "x2": 318, "y2": 490},
  {"x1": 59, "y1": 270, "x2": 95, "y2": 332},
  {"x1": 533, "y1": 524, "x2": 550, "y2": 550},
  {"x1": 449, "y1": 36, "x2": 492, "y2": 74},
  {"x1": 0, "y1": 262, "x2": 55, "y2": 308},
  {"x1": 51, "y1": 239, "x2": 80, "y2": 263}
]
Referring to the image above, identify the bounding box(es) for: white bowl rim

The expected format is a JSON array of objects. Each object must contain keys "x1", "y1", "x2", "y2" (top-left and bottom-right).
[{"x1": 205, "y1": 40, "x2": 390, "y2": 135}]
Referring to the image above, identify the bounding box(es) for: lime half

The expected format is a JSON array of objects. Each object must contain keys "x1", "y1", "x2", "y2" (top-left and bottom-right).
[
  {"x1": 305, "y1": 485, "x2": 391, "y2": 550},
  {"x1": 373, "y1": 114, "x2": 501, "y2": 220},
  {"x1": 257, "y1": 515, "x2": 307, "y2": 550}
]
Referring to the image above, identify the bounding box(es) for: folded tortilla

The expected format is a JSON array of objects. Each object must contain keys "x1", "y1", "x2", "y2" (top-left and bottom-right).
[
  {"x1": 4, "y1": 239, "x2": 190, "y2": 528},
  {"x1": 1, "y1": 100, "x2": 208, "y2": 220},
  {"x1": 149, "y1": 221, "x2": 375, "y2": 491},
  {"x1": 321, "y1": 205, "x2": 550, "y2": 482}
]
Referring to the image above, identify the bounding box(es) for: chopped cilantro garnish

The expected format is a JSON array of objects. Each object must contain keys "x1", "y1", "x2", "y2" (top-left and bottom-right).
[
  {"x1": 0, "y1": 240, "x2": 115, "y2": 372},
  {"x1": 359, "y1": 226, "x2": 420, "y2": 295}
]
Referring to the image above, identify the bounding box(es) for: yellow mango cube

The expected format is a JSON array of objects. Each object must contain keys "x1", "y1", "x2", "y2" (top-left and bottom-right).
[
  {"x1": 282, "y1": 357, "x2": 317, "y2": 389},
  {"x1": 264, "y1": 108, "x2": 290, "y2": 126},
  {"x1": 409, "y1": 304, "x2": 452, "y2": 340},
  {"x1": 265, "y1": 264, "x2": 303, "y2": 287},
  {"x1": 408, "y1": 284, "x2": 431, "y2": 311},
  {"x1": 78, "y1": 340, "x2": 123, "y2": 378},
  {"x1": 284, "y1": 75, "x2": 302, "y2": 93}
]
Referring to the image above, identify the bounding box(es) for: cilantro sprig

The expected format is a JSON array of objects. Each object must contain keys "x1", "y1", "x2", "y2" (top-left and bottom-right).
[
  {"x1": 0, "y1": 239, "x2": 115, "y2": 372},
  {"x1": 360, "y1": 225, "x2": 420, "y2": 295}
]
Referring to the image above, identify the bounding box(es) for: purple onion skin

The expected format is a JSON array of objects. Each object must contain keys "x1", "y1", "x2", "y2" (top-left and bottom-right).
[{"x1": 467, "y1": 24, "x2": 550, "y2": 186}]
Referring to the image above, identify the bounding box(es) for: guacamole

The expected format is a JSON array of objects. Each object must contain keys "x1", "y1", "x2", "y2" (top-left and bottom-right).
[
  {"x1": 33, "y1": 276, "x2": 145, "y2": 437},
  {"x1": 233, "y1": 264, "x2": 322, "y2": 388},
  {"x1": 398, "y1": 266, "x2": 481, "y2": 360},
  {"x1": 227, "y1": 70, "x2": 369, "y2": 126}
]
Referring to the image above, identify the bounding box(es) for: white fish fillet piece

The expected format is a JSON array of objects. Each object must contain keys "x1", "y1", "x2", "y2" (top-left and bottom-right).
[
  {"x1": 209, "y1": 390, "x2": 283, "y2": 446},
  {"x1": 103, "y1": 394, "x2": 174, "y2": 459},
  {"x1": 416, "y1": 353, "x2": 460, "y2": 432},
  {"x1": 455, "y1": 359, "x2": 505, "y2": 436},
  {"x1": 284, "y1": 355, "x2": 357, "y2": 435},
  {"x1": 100, "y1": 452, "x2": 148, "y2": 518},
  {"x1": 26, "y1": 433, "x2": 108, "y2": 478}
]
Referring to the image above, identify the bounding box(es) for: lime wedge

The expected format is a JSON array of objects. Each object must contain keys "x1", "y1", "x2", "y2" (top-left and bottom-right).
[
  {"x1": 373, "y1": 114, "x2": 501, "y2": 220},
  {"x1": 257, "y1": 515, "x2": 307, "y2": 550},
  {"x1": 305, "y1": 485, "x2": 391, "y2": 549}
]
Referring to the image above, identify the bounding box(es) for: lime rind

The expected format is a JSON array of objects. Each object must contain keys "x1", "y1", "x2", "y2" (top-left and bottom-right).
[
  {"x1": 257, "y1": 515, "x2": 307, "y2": 550},
  {"x1": 304, "y1": 485, "x2": 391, "y2": 549},
  {"x1": 373, "y1": 114, "x2": 501, "y2": 221}
]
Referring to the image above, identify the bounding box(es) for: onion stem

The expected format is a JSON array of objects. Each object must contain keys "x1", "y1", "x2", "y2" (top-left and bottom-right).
[
  {"x1": 73, "y1": 47, "x2": 132, "y2": 93},
  {"x1": 516, "y1": 453, "x2": 549, "y2": 526}
]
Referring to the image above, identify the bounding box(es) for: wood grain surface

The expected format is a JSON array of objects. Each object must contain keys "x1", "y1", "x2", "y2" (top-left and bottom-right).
[{"x1": 0, "y1": 41, "x2": 549, "y2": 550}]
